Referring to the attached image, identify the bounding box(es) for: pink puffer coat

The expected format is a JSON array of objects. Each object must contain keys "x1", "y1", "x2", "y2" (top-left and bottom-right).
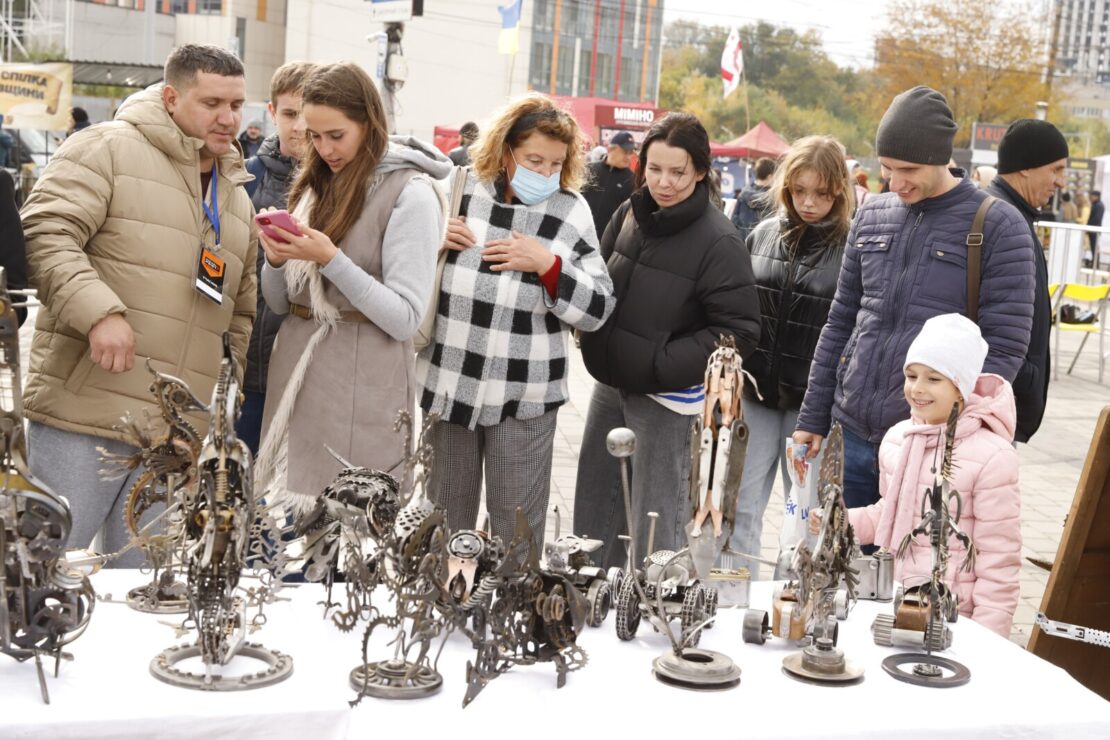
[{"x1": 848, "y1": 374, "x2": 1021, "y2": 637}]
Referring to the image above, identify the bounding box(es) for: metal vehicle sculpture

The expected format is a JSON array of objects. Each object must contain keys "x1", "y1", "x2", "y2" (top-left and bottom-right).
[
  {"x1": 0, "y1": 271, "x2": 96, "y2": 703},
  {"x1": 543, "y1": 506, "x2": 622, "y2": 627},
  {"x1": 873, "y1": 404, "x2": 976, "y2": 688},
  {"x1": 742, "y1": 423, "x2": 865, "y2": 684},
  {"x1": 149, "y1": 334, "x2": 292, "y2": 691}
]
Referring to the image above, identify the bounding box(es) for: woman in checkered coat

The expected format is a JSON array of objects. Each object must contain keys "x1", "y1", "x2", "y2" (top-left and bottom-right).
[
  {"x1": 575, "y1": 112, "x2": 762, "y2": 567},
  {"x1": 417, "y1": 94, "x2": 616, "y2": 547}
]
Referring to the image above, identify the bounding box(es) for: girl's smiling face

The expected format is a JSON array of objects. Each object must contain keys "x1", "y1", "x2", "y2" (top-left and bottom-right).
[{"x1": 904, "y1": 362, "x2": 962, "y2": 424}]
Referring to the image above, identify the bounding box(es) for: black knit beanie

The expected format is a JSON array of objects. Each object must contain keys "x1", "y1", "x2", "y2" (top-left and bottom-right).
[
  {"x1": 875, "y1": 86, "x2": 957, "y2": 165},
  {"x1": 996, "y1": 119, "x2": 1069, "y2": 174}
]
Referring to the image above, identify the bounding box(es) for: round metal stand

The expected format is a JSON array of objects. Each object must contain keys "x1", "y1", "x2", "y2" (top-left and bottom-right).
[
  {"x1": 881, "y1": 652, "x2": 971, "y2": 688},
  {"x1": 651, "y1": 648, "x2": 741, "y2": 691},
  {"x1": 150, "y1": 642, "x2": 293, "y2": 691},
  {"x1": 349, "y1": 659, "x2": 443, "y2": 699},
  {"x1": 782, "y1": 638, "x2": 864, "y2": 685},
  {"x1": 127, "y1": 583, "x2": 188, "y2": 615}
]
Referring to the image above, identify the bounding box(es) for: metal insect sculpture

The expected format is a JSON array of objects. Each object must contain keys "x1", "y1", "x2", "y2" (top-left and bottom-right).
[
  {"x1": 149, "y1": 334, "x2": 292, "y2": 691},
  {"x1": 742, "y1": 423, "x2": 864, "y2": 685},
  {"x1": 874, "y1": 403, "x2": 976, "y2": 688},
  {"x1": 0, "y1": 270, "x2": 96, "y2": 703},
  {"x1": 98, "y1": 362, "x2": 206, "y2": 613}
]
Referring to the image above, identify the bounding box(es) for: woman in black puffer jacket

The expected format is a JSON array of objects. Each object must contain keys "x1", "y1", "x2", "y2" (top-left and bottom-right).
[
  {"x1": 731, "y1": 135, "x2": 852, "y2": 576},
  {"x1": 574, "y1": 112, "x2": 761, "y2": 567}
]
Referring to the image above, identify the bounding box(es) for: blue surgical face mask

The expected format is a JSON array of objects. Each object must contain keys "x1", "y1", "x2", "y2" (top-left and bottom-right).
[{"x1": 509, "y1": 150, "x2": 561, "y2": 205}]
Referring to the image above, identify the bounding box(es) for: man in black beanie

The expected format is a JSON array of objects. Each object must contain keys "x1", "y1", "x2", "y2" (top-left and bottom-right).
[
  {"x1": 794, "y1": 85, "x2": 1036, "y2": 513},
  {"x1": 988, "y1": 118, "x2": 1068, "y2": 443}
]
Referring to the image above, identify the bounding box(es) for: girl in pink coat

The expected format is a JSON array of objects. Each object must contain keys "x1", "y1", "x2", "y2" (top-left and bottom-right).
[{"x1": 848, "y1": 313, "x2": 1022, "y2": 638}]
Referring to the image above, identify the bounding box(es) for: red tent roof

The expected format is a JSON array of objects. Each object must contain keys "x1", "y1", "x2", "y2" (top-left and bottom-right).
[{"x1": 711, "y1": 120, "x2": 790, "y2": 160}]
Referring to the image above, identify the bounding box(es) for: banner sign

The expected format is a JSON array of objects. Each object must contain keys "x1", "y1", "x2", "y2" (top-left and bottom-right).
[
  {"x1": 0, "y1": 62, "x2": 73, "y2": 130},
  {"x1": 595, "y1": 104, "x2": 667, "y2": 130}
]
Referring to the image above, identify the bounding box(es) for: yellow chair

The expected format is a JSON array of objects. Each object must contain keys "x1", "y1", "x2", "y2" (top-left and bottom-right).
[{"x1": 1054, "y1": 282, "x2": 1110, "y2": 382}]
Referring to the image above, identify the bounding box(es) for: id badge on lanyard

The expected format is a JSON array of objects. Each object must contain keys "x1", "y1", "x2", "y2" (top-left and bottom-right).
[{"x1": 196, "y1": 165, "x2": 225, "y2": 304}]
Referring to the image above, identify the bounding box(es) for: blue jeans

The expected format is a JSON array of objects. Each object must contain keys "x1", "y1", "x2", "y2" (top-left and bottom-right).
[
  {"x1": 729, "y1": 403, "x2": 798, "y2": 579},
  {"x1": 841, "y1": 424, "x2": 880, "y2": 555},
  {"x1": 236, "y1": 390, "x2": 265, "y2": 455}
]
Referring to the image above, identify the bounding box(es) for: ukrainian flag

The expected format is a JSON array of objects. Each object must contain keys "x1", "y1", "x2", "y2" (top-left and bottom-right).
[{"x1": 498, "y1": 0, "x2": 523, "y2": 55}]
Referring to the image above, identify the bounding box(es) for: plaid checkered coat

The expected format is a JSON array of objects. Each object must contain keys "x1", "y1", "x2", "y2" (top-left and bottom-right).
[{"x1": 417, "y1": 174, "x2": 616, "y2": 429}]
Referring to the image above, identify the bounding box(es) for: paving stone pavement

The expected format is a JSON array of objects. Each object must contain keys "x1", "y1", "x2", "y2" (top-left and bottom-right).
[{"x1": 19, "y1": 308, "x2": 1110, "y2": 647}]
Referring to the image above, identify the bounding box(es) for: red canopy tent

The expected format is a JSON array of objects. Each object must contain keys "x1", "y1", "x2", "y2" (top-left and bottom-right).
[{"x1": 710, "y1": 120, "x2": 790, "y2": 159}]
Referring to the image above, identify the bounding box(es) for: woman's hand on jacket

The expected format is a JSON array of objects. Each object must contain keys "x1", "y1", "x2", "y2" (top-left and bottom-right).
[
  {"x1": 444, "y1": 216, "x2": 476, "y2": 252},
  {"x1": 483, "y1": 230, "x2": 557, "y2": 274},
  {"x1": 258, "y1": 215, "x2": 339, "y2": 268}
]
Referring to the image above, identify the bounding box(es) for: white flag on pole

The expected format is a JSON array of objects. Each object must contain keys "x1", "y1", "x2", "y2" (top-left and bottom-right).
[{"x1": 721, "y1": 28, "x2": 744, "y2": 99}]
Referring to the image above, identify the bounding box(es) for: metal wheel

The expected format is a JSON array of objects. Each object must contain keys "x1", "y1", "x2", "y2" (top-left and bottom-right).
[
  {"x1": 680, "y1": 585, "x2": 706, "y2": 647},
  {"x1": 606, "y1": 566, "x2": 624, "y2": 600},
  {"x1": 742, "y1": 609, "x2": 769, "y2": 644},
  {"x1": 702, "y1": 585, "x2": 718, "y2": 630},
  {"x1": 586, "y1": 580, "x2": 611, "y2": 628},
  {"x1": 615, "y1": 576, "x2": 641, "y2": 640}
]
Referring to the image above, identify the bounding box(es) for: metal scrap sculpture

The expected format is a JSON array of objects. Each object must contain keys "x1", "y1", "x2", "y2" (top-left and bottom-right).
[
  {"x1": 149, "y1": 334, "x2": 292, "y2": 690},
  {"x1": 685, "y1": 335, "x2": 753, "y2": 606},
  {"x1": 873, "y1": 403, "x2": 976, "y2": 687},
  {"x1": 98, "y1": 362, "x2": 206, "y2": 613},
  {"x1": 742, "y1": 423, "x2": 865, "y2": 684},
  {"x1": 542, "y1": 506, "x2": 623, "y2": 628},
  {"x1": 0, "y1": 272, "x2": 97, "y2": 704},
  {"x1": 608, "y1": 427, "x2": 740, "y2": 690}
]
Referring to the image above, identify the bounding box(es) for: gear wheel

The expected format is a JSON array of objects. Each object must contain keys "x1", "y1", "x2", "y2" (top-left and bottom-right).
[
  {"x1": 702, "y1": 585, "x2": 718, "y2": 630},
  {"x1": 585, "y1": 580, "x2": 611, "y2": 628},
  {"x1": 871, "y1": 613, "x2": 896, "y2": 646},
  {"x1": 615, "y1": 575, "x2": 641, "y2": 640},
  {"x1": 680, "y1": 584, "x2": 706, "y2": 647}
]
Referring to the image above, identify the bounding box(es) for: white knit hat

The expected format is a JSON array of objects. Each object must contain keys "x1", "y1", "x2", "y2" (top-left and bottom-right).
[{"x1": 904, "y1": 313, "x2": 988, "y2": 400}]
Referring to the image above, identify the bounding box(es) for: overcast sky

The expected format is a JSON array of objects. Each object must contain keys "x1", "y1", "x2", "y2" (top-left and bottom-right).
[{"x1": 661, "y1": 0, "x2": 896, "y2": 68}]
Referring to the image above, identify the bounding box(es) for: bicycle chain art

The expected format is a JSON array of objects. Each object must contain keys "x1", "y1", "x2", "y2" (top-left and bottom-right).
[
  {"x1": 149, "y1": 334, "x2": 292, "y2": 691},
  {"x1": 607, "y1": 427, "x2": 739, "y2": 691},
  {"x1": 0, "y1": 270, "x2": 97, "y2": 704},
  {"x1": 98, "y1": 361, "x2": 206, "y2": 614},
  {"x1": 686, "y1": 336, "x2": 753, "y2": 607},
  {"x1": 742, "y1": 423, "x2": 865, "y2": 685},
  {"x1": 874, "y1": 404, "x2": 976, "y2": 688}
]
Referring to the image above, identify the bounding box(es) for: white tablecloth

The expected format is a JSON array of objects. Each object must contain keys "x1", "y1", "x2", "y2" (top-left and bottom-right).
[{"x1": 4, "y1": 571, "x2": 1109, "y2": 739}]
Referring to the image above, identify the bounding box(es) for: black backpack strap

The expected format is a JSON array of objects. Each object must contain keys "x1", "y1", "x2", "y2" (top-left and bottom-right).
[{"x1": 966, "y1": 195, "x2": 996, "y2": 324}]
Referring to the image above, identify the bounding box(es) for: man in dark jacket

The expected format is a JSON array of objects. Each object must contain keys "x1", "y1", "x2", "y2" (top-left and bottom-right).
[
  {"x1": 0, "y1": 169, "x2": 28, "y2": 325},
  {"x1": 239, "y1": 61, "x2": 315, "y2": 453},
  {"x1": 732, "y1": 157, "x2": 776, "y2": 239},
  {"x1": 1088, "y1": 190, "x2": 1105, "y2": 267},
  {"x1": 582, "y1": 130, "x2": 636, "y2": 238},
  {"x1": 988, "y1": 119, "x2": 1068, "y2": 443},
  {"x1": 448, "y1": 121, "x2": 478, "y2": 166},
  {"x1": 238, "y1": 119, "x2": 264, "y2": 158},
  {"x1": 794, "y1": 86, "x2": 1035, "y2": 509}
]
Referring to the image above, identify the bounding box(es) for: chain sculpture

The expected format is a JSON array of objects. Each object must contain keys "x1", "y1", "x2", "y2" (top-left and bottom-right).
[
  {"x1": 98, "y1": 362, "x2": 206, "y2": 613},
  {"x1": 149, "y1": 334, "x2": 292, "y2": 690},
  {"x1": 742, "y1": 423, "x2": 865, "y2": 684},
  {"x1": 874, "y1": 403, "x2": 976, "y2": 687},
  {"x1": 0, "y1": 270, "x2": 96, "y2": 703}
]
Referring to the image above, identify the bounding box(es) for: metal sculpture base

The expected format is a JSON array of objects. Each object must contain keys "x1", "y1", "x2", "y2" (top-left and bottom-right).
[
  {"x1": 127, "y1": 582, "x2": 188, "y2": 614},
  {"x1": 150, "y1": 642, "x2": 293, "y2": 691},
  {"x1": 349, "y1": 659, "x2": 443, "y2": 699},
  {"x1": 782, "y1": 637, "x2": 864, "y2": 685},
  {"x1": 881, "y1": 652, "x2": 970, "y2": 688},
  {"x1": 651, "y1": 648, "x2": 741, "y2": 690}
]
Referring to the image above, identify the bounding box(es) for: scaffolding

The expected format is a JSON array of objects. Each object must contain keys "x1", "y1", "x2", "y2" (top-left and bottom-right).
[{"x1": 1, "y1": 0, "x2": 64, "y2": 63}]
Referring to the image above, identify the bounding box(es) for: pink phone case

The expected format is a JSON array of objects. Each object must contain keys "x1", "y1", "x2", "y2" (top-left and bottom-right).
[{"x1": 254, "y1": 210, "x2": 301, "y2": 243}]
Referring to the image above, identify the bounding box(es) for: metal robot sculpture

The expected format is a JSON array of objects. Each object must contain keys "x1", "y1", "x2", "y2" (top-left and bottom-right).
[
  {"x1": 462, "y1": 508, "x2": 590, "y2": 707},
  {"x1": 742, "y1": 423, "x2": 865, "y2": 684},
  {"x1": 608, "y1": 427, "x2": 740, "y2": 690},
  {"x1": 0, "y1": 271, "x2": 97, "y2": 704},
  {"x1": 98, "y1": 362, "x2": 206, "y2": 613},
  {"x1": 349, "y1": 411, "x2": 453, "y2": 702},
  {"x1": 873, "y1": 404, "x2": 976, "y2": 688},
  {"x1": 543, "y1": 505, "x2": 623, "y2": 627},
  {"x1": 149, "y1": 334, "x2": 293, "y2": 690}
]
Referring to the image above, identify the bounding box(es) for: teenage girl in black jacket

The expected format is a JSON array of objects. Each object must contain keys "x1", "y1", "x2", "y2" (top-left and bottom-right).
[{"x1": 731, "y1": 135, "x2": 853, "y2": 576}]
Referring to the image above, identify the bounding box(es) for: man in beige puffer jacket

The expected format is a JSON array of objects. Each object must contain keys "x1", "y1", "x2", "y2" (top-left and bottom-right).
[{"x1": 20, "y1": 44, "x2": 257, "y2": 564}]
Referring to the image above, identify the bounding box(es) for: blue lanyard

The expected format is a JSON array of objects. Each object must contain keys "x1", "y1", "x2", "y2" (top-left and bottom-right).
[{"x1": 201, "y1": 164, "x2": 221, "y2": 247}]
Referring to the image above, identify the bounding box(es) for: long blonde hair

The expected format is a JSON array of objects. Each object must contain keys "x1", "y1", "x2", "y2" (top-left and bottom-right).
[
  {"x1": 287, "y1": 62, "x2": 390, "y2": 245},
  {"x1": 771, "y1": 135, "x2": 853, "y2": 248},
  {"x1": 469, "y1": 92, "x2": 587, "y2": 191}
]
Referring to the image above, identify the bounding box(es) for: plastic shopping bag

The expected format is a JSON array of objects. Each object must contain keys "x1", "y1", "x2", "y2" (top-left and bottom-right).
[{"x1": 774, "y1": 438, "x2": 821, "y2": 579}]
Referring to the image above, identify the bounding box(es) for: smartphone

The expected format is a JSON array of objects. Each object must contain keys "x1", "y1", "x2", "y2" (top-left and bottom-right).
[{"x1": 254, "y1": 209, "x2": 302, "y2": 243}]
